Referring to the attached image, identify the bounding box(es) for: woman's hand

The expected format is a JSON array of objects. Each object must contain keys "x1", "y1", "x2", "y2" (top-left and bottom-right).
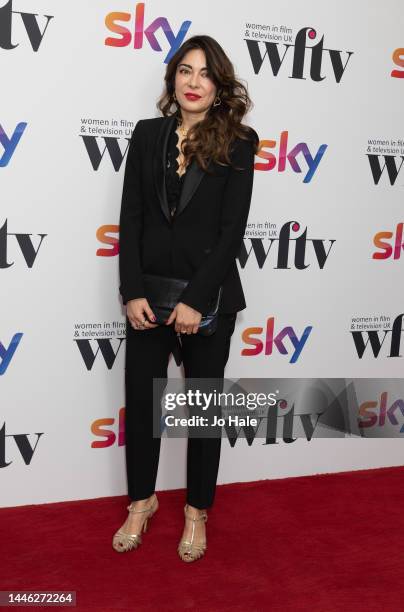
[
  {"x1": 165, "y1": 302, "x2": 202, "y2": 334},
  {"x1": 127, "y1": 298, "x2": 159, "y2": 330}
]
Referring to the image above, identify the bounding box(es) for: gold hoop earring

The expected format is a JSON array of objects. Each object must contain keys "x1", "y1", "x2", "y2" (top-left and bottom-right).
[{"x1": 213, "y1": 95, "x2": 221, "y2": 107}]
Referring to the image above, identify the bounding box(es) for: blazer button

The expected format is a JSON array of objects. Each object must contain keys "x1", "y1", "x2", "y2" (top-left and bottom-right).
[{"x1": 204, "y1": 248, "x2": 211, "y2": 253}]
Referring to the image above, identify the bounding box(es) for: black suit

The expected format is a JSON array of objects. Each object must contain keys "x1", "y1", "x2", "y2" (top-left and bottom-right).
[
  {"x1": 119, "y1": 115, "x2": 257, "y2": 509},
  {"x1": 118, "y1": 114, "x2": 258, "y2": 314}
]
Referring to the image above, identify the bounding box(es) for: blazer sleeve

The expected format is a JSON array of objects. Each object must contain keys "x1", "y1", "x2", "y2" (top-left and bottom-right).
[
  {"x1": 118, "y1": 119, "x2": 145, "y2": 305},
  {"x1": 178, "y1": 133, "x2": 257, "y2": 314}
]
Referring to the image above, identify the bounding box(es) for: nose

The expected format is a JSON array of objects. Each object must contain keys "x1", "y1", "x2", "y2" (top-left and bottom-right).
[{"x1": 188, "y1": 72, "x2": 200, "y2": 89}]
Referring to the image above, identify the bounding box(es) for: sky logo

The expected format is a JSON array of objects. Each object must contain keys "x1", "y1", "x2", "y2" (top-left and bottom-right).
[
  {"x1": 0, "y1": 123, "x2": 27, "y2": 167},
  {"x1": 0, "y1": 333, "x2": 23, "y2": 375},
  {"x1": 255, "y1": 131, "x2": 327, "y2": 183},
  {"x1": 391, "y1": 48, "x2": 404, "y2": 78},
  {"x1": 96, "y1": 225, "x2": 119, "y2": 257},
  {"x1": 241, "y1": 317, "x2": 313, "y2": 363},
  {"x1": 359, "y1": 392, "x2": 404, "y2": 432},
  {"x1": 373, "y1": 223, "x2": 404, "y2": 260},
  {"x1": 105, "y1": 2, "x2": 191, "y2": 63}
]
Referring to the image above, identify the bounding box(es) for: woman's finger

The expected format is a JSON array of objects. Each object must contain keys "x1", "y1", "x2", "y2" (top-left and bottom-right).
[
  {"x1": 132, "y1": 315, "x2": 147, "y2": 329},
  {"x1": 143, "y1": 320, "x2": 158, "y2": 329},
  {"x1": 143, "y1": 303, "x2": 156, "y2": 324},
  {"x1": 165, "y1": 309, "x2": 177, "y2": 326}
]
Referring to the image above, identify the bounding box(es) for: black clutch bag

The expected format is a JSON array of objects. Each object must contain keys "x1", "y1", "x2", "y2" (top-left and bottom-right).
[{"x1": 142, "y1": 273, "x2": 222, "y2": 336}]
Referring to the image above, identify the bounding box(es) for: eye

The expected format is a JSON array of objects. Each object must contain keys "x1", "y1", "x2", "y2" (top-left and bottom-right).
[{"x1": 179, "y1": 68, "x2": 190, "y2": 75}]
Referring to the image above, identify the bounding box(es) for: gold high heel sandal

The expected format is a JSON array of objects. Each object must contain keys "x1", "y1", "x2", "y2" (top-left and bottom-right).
[
  {"x1": 177, "y1": 504, "x2": 208, "y2": 562},
  {"x1": 112, "y1": 494, "x2": 158, "y2": 553}
]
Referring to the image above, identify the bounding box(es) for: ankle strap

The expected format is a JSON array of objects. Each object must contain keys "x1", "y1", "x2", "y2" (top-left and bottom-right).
[
  {"x1": 127, "y1": 504, "x2": 150, "y2": 514},
  {"x1": 127, "y1": 497, "x2": 156, "y2": 514},
  {"x1": 184, "y1": 505, "x2": 208, "y2": 522}
]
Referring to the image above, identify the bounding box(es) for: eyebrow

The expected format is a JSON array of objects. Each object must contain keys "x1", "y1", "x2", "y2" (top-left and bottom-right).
[{"x1": 178, "y1": 63, "x2": 208, "y2": 70}]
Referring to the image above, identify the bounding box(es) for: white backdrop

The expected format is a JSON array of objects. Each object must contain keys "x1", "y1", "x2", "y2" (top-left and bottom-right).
[{"x1": 1, "y1": 0, "x2": 403, "y2": 507}]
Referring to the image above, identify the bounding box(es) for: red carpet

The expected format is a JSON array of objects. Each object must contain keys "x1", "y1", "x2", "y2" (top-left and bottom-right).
[{"x1": 1, "y1": 466, "x2": 403, "y2": 611}]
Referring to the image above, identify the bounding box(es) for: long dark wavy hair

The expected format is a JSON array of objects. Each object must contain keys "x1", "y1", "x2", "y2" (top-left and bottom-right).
[{"x1": 156, "y1": 35, "x2": 259, "y2": 172}]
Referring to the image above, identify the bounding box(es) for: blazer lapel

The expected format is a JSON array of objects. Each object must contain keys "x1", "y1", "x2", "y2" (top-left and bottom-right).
[
  {"x1": 176, "y1": 156, "x2": 205, "y2": 218},
  {"x1": 152, "y1": 115, "x2": 175, "y2": 223},
  {"x1": 152, "y1": 115, "x2": 206, "y2": 222}
]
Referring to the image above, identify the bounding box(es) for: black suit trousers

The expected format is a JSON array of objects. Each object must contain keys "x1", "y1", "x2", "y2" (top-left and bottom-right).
[{"x1": 124, "y1": 312, "x2": 238, "y2": 509}]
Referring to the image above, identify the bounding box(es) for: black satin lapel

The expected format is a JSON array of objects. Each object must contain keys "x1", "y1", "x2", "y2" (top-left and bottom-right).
[
  {"x1": 152, "y1": 115, "x2": 176, "y2": 223},
  {"x1": 175, "y1": 158, "x2": 206, "y2": 218}
]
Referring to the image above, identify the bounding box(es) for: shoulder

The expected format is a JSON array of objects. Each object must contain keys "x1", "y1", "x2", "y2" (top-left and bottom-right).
[
  {"x1": 234, "y1": 127, "x2": 259, "y2": 149},
  {"x1": 131, "y1": 116, "x2": 166, "y2": 140},
  {"x1": 232, "y1": 126, "x2": 259, "y2": 149},
  {"x1": 229, "y1": 127, "x2": 259, "y2": 165},
  {"x1": 248, "y1": 127, "x2": 260, "y2": 146},
  {"x1": 136, "y1": 116, "x2": 166, "y2": 128}
]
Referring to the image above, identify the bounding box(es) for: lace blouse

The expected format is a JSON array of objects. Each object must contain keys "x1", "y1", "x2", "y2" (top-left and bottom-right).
[{"x1": 165, "y1": 121, "x2": 187, "y2": 218}]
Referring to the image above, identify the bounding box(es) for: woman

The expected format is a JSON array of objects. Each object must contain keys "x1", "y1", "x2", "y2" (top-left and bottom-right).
[{"x1": 112, "y1": 34, "x2": 259, "y2": 562}]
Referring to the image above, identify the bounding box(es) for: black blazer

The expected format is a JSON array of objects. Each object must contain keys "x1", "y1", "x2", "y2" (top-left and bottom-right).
[{"x1": 118, "y1": 114, "x2": 258, "y2": 315}]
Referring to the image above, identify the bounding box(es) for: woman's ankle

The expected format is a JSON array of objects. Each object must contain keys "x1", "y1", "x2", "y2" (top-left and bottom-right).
[
  {"x1": 130, "y1": 493, "x2": 155, "y2": 506},
  {"x1": 186, "y1": 503, "x2": 207, "y2": 515}
]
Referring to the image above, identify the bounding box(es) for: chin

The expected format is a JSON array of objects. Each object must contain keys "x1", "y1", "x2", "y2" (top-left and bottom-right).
[{"x1": 182, "y1": 103, "x2": 209, "y2": 115}]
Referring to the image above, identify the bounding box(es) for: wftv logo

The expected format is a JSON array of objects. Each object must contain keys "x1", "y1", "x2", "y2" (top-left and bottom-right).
[
  {"x1": 255, "y1": 131, "x2": 327, "y2": 183},
  {"x1": 391, "y1": 48, "x2": 404, "y2": 78},
  {"x1": 0, "y1": 123, "x2": 27, "y2": 166},
  {"x1": 105, "y1": 2, "x2": 191, "y2": 63},
  {"x1": 81, "y1": 135, "x2": 130, "y2": 171},
  {"x1": 0, "y1": 422, "x2": 43, "y2": 466},
  {"x1": 351, "y1": 314, "x2": 404, "y2": 359},
  {"x1": 75, "y1": 338, "x2": 125, "y2": 370},
  {"x1": 373, "y1": 223, "x2": 404, "y2": 260},
  {"x1": 0, "y1": 219, "x2": 47, "y2": 268},
  {"x1": 0, "y1": 0, "x2": 53, "y2": 51},
  {"x1": 73, "y1": 321, "x2": 126, "y2": 370},
  {"x1": 239, "y1": 221, "x2": 335, "y2": 269},
  {"x1": 241, "y1": 317, "x2": 313, "y2": 363},
  {"x1": 367, "y1": 152, "x2": 404, "y2": 186},
  {"x1": 245, "y1": 26, "x2": 353, "y2": 82},
  {"x1": 0, "y1": 332, "x2": 22, "y2": 375}
]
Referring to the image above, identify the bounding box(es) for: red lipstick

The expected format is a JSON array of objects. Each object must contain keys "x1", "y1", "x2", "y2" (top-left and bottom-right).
[{"x1": 184, "y1": 93, "x2": 201, "y2": 101}]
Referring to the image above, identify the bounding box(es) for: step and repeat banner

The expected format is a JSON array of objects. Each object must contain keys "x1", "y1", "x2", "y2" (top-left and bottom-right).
[{"x1": 2, "y1": 0, "x2": 403, "y2": 507}]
